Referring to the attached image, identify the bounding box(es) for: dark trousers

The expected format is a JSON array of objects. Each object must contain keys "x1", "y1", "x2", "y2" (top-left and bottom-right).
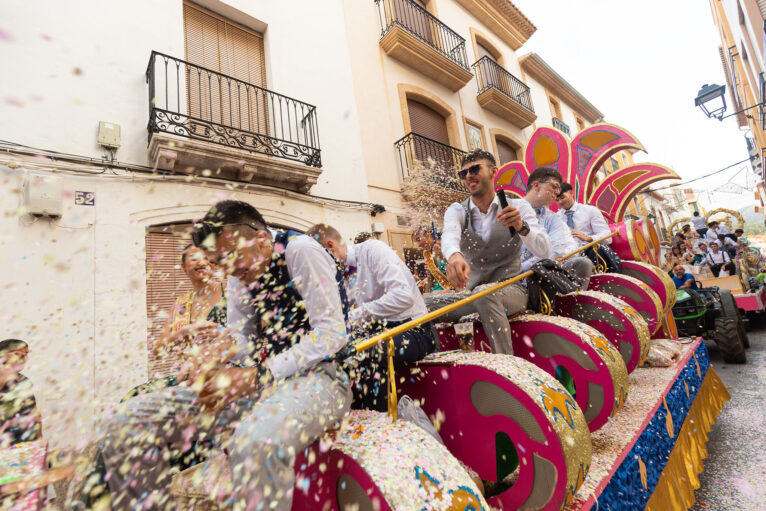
[
  {"x1": 710, "y1": 261, "x2": 736, "y2": 277},
  {"x1": 696, "y1": 228, "x2": 708, "y2": 237},
  {"x1": 347, "y1": 319, "x2": 436, "y2": 412}
]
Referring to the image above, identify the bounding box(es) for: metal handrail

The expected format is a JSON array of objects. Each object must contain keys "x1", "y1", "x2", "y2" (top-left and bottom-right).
[
  {"x1": 375, "y1": 0, "x2": 470, "y2": 70},
  {"x1": 145, "y1": 51, "x2": 322, "y2": 167},
  {"x1": 350, "y1": 230, "x2": 621, "y2": 419},
  {"x1": 394, "y1": 132, "x2": 467, "y2": 191},
  {"x1": 553, "y1": 117, "x2": 571, "y2": 136},
  {"x1": 472, "y1": 56, "x2": 534, "y2": 112}
]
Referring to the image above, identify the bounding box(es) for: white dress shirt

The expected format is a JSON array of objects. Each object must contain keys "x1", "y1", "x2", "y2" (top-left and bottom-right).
[
  {"x1": 556, "y1": 202, "x2": 612, "y2": 246},
  {"x1": 521, "y1": 199, "x2": 578, "y2": 272},
  {"x1": 705, "y1": 227, "x2": 720, "y2": 240},
  {"x1": 345, "y1": 240, "x2": 427, "y2": 323},
  {"x1": 706, "y1": 249, "x2": 731, "y2": 266},
  {"x1": 226, "y1": 234, "x2": 348, "y2": 379},
  {"x1": 691, "y1": 216, "x2": 707, "y2": 230},
  {"x1": 718, "y1": 224, "x2": 732, "y2": 235},
  {"x1": 441, "y1": 195, "x2": 551, "y2": 262}
]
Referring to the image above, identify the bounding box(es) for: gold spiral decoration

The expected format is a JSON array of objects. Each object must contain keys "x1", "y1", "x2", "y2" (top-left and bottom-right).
[
  {"x1": 424, "y1": 250, "x2": 453, "y2": 290},
  {"x1": 539, "y1": 289, "x2": 553, "y2": 315},
  {"x1": 593, "y1": 247, "x2": 608, "y2": 274}
]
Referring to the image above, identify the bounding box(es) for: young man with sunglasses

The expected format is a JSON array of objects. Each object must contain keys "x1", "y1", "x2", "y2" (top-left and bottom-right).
[
  {"x1": 554, "y1": 182, "x2": 612, "y2": 247},
  {"x1": 101, "y1": 200, "x2": 352, "y2": 510},
  {"x1": 521, "y1": 168, "x2": 593, "y2": 289},
  {"x1": 425, "y1": 149, "x2": 551, "y2": 355}
]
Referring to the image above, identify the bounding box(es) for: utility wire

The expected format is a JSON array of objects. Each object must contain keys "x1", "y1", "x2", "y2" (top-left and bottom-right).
[{"x1": 640, "y1": 157, "x2": 750, "y2": 192}]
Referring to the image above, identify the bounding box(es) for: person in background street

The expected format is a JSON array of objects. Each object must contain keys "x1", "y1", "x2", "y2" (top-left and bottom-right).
[
  {"x1": 555, "y1": 182, "x2": 612, "y2": 247},
  {"x1": 691, "y1": 211, "x2": 708, "y2": 237},
  {"x1": 412, "y1": 227, "x2": 450, "y2": 293},
  {"x1": 672, "y1": 265, "x2": 699, "y2": 290},
  {"x1": 693, "y1": 242, "x2": 708, "y2": 265},
  {"x1": 425, "y1": 149, "x2": 551, "y2": 355},
  {"x1": 706, "y1": 221, "x2": 721, "y2": 241},
  {"x1": 101, "y1": 200, "x2": 352, "y2": 510},
  {"x1": 0, "y1": 339, "x2": 41, "y2": 447},
  {"x1": 307, "y1": 223, "x2": 435, "y2": 411},
  {"x1": 706, "y1": 241, "x2": 736, "y2": 277},
  {"x1": 152, "y1": 244, "x2": 227, "y2": 379},
  {"x1": 354, "y1": 232, "x2": 376, "y2": 244},
  {"x1": 521, "y1": 168, "x2": 593, "y2": 289}
]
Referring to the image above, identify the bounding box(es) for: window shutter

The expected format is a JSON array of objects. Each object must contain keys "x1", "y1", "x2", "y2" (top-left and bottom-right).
[
  {"x1": 496, "y1": 139, "x2": 518, "y2": 165},
  {"x1": 477, "y1": 42, "x2": 496, "y2": 62},
  {"x1": 183, "y1": 1, "x2": 266, "y2": 134},
  {"x1": 145, "y1": 230, "x2": 194, "y2": 378},
  {"x1": 407, "y1": 99, "x2": 449, "y2": 144}
]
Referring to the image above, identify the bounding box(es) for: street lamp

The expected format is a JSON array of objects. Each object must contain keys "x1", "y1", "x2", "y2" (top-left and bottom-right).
[
  {"x1": 694, "y1": 84, "x2": 727, "y2": 119},
  {"x1": 695, "y1": 82, "x2": 766, "y2": 120}
]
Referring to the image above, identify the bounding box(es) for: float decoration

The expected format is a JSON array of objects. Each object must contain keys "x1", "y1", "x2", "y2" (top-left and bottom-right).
[{"x1": 496, "y1": 124, "x2": 680, "y2": 223}]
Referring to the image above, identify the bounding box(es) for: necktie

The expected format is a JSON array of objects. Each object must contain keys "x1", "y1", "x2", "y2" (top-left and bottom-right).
[
  {"x1": 565, "y1": 209, "x2": 575, "y2": 229},
  {"x1": 534, "y1": 206, "x2": 545, "y2": 218}
]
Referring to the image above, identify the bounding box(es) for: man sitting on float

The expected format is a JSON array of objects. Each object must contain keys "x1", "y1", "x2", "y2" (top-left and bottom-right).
[
  {"x1": 101, "y1": 200, "x2": 353, "y2": 510},
  {"x1": 520, "y1": 167, "x2": 593, "y2": 289},
  {"x1": 307, "y1": 223, "x2": 436, "y2": 411},
  {"x1": 555, "y1": 182, "x2": 613, "y2": 247},
  {"x1": 424, "y1": 149, "x2": 552, "y2": 355}
]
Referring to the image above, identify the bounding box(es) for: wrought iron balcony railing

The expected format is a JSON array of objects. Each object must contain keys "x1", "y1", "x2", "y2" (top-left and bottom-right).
[
  {"x1": 146, "y1": 51, "x2": 321, "y2": 167},
  {"x1": 553, "y1": 117, "x2": 571, "y2": 136},
  {"x1": 473, "y1": 56, "x2": 534, "y2": 112},
  {"x1": 395, "y1": 132, "x2": 467, "y2": 192},
  {"x1": 375, "y1": 0, "x2": 470, "y2": 71}
]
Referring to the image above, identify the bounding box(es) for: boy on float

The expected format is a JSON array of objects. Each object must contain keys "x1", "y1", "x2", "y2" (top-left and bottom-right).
[{"x1": 424, "y1": 149, "x2": 551, "y2": 355}]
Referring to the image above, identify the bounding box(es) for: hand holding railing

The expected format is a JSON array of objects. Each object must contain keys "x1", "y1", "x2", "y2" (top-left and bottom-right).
[{"x1": 342, "y1": 230, "x2": 621, "y2": 419}]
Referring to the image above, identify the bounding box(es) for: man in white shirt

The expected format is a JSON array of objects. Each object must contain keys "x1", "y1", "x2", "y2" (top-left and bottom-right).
[
  {"x1": 706, "y1": 241, "x2": 736, "y2": 277},
  {"x1": 426, "y1": 149, "x2": 552, "y2": 355},
  {"x1": 307, "y1": 223, "x2": 435, "y2": 411},
  {"x1": 691, "y1": 211, "x2": 708, "y2": 237},
  {"x1": 102, "y1": 201, "x2": 352, "y2": 510},
  {"x1": 706, "y1": 221, "x2": 721, "y2": 242},
  {"x1": 521, "y1": 168, "x2": 593, "y2": 289},
  {"x1": 554, "y1": 182, "x2": 612, "y2": 247}
]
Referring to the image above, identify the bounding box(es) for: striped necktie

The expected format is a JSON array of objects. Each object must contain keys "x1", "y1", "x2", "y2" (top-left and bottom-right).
[{"x1": 565, "y1": 209, "x2": 575, "y2": 229}]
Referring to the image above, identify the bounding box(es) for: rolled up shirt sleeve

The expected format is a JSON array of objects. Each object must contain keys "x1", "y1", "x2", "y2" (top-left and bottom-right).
[
  {"x1": 513, "y1": 199, "x2": 551, "y2": 259},
  {"x1": 265, "y1": 236, "x2": 348, "y2": 379},
  {"x1": 441, "y1": 203, "x2": 465, "y2": 262}
]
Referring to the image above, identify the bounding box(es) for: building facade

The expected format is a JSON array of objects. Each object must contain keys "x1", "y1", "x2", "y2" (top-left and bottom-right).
[
  {"x1": 708, "y1": 0, "x2": 766, "y2": 219},
  {"x1": 1, "y1": 0, "x2": 632, "y2": 448}
]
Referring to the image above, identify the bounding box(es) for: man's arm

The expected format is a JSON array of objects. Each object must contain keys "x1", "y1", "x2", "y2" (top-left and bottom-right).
[
  {"x1": 440, "y1": 203, "x2": 465, "y2": 262},
  {"x1": 266, "y1": 236, "x2": 348, "y2": 379},
  {"x1": 349, "y1": 241, "x2": 419, "y2": 322},
  {"x1": 587, "y1": 206, "x2": 612, "y2": 245},
  {"x1": 512, "y1": 199, "x2": 552, "y2": 259},
  {"x1": 680, "y1": 276, "x2": 694, "y2": 289}
]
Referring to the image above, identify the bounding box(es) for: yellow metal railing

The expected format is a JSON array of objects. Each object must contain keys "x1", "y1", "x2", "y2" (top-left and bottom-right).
[{"x1": 350, "y1": 231, "x2": 620, "y2": 419}]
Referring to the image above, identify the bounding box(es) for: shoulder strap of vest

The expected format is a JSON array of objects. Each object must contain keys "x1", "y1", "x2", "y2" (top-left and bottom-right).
[{"x1": 460, "y1": 198, "x2": 471, "y2": 229}]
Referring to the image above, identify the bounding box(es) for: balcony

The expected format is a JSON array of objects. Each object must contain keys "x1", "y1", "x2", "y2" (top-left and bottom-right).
[
  {"x1": 375, "y1": 0, "x2": 473, "y2": 91},
  {"x1": 394, "y1": 132, "x2": 467, "y2": 193},
  {"x1": 145, "y1": 51, "x2": 322, "y2": 192},
  {"x1": 553, "y1": 117, "x2": 571, "y2": 136},
  {"x1": 473, "y1": 56, "x2": 536, "y2": 128}
]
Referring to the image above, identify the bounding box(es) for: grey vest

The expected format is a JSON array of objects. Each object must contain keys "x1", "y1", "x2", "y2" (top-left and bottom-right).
[{"x1": 460, "y1": 196, "x2": 522, "y2": 290}]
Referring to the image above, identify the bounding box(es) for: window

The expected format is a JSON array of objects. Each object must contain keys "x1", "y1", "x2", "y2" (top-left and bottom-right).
[
  {"x1": 549, "y1": 96, "x2": 562, "y2": 120},
  {"x1": 610, "y1": 156, "x2": 619, "y2": 171},
  {"x1": 622, "y1": 154, "x2": 629, "y2": 166},
  {"x1": 145, "y1": 224, "x2": 194, "y2": 378},
  {"x1": 408, "y1": 99, "x2": 449, "y2": 144},
  {"x1": 183, "y1": 1, "x2": 266, "y2": 131},
  {"x1": 575, "y1": 116, "x2": 585, "y2": 132},
  {"x1": 496, "y1": 138, "x2": 518, "y2": 165}
]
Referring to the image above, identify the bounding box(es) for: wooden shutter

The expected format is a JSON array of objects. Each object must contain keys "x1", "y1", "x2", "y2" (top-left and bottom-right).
[
  {"x1": 496, "y1": 139, "x2": 518, "y2": 165},
  {"x1": 477, "y1": 42, "x2": 496, "y2": 62},
  {"x1": 408, "y1": 99, "x2": 449, "y2": 144},
  {"x1": 183, "y1": 1, "x2": 267, "y2": 134},
  {"x1": 145, "y1": 228, "x2": 194, "y2": 378}
]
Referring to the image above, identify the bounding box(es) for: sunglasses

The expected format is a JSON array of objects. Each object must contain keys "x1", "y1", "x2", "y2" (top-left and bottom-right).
[
  {"x1": 191, "y1": 222, "x2": 260, "y2": 247},
  {"x1": 457, "y1": 163, "x2": 483, "y2": 180}
]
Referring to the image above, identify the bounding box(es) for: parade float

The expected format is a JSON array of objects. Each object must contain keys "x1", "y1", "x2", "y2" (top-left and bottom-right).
[{"x1": 48, "y1": 124, "x2": 733, "y2": 511}]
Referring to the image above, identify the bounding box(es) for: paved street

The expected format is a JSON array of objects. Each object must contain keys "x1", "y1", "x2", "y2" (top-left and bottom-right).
[{"x1": 691, "y1": 324, "x2": 766, "y2": 510}]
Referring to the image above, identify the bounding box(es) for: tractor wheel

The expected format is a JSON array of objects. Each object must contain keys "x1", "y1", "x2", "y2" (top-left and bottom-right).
[
  {"x1": 719, "y1": 289, "x2": 750, "y2": 348},
  {"x1": 713, "y1": 317, "x2": 747, "y2": 364}
]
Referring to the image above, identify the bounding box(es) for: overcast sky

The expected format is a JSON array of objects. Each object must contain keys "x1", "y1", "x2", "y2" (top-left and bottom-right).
[{"x1": 512, "y1": 0, "x2": 756, "y2": 212}]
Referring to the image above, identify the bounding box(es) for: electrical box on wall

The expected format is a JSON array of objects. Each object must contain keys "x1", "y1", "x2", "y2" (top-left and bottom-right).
[
  {"x1": 23, "y1": 173, "x2": 63, "y2": 218},
  {"x1": 98, "y1": 121, "x2": 121, "y2": 149},
  {"x1": 371, "y1": 222, "x2": 385, "y2": 234}
]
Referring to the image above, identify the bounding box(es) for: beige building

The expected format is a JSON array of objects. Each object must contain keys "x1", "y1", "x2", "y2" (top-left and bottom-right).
[{"x1": 0, "y1": 0, "x2": 622, "y2": 448}]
